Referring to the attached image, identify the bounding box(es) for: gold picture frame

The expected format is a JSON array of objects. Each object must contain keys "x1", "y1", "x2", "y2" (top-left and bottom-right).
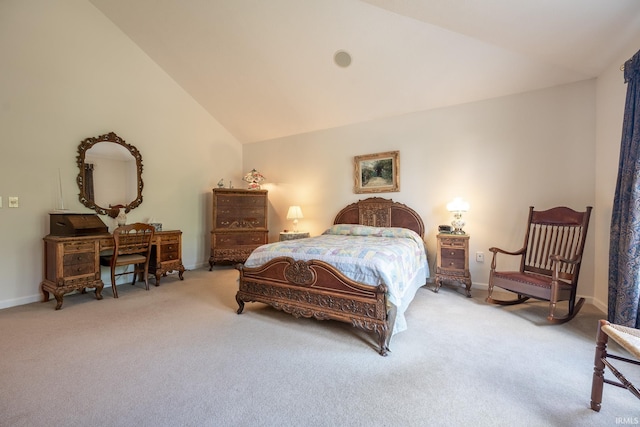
[{"x1": 353, "y1": 151, "x2": 400, "y2": 194}]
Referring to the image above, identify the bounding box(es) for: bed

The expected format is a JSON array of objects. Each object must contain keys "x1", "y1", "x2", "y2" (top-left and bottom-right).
[{"x1": 235, "y1": 197, "x2": 428, "y2": 356}]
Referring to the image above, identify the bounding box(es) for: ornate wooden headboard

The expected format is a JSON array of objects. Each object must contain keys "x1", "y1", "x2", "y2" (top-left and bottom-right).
[{"x1": 333, "y1": 197, "x2": 425, "y2": 238}]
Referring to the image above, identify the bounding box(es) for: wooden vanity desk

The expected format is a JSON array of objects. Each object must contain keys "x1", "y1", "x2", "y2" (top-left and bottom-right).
[
  {"x1": 41, "y1": 214, "x2": 184, "y2": 310},
  {"x1": 99, "y1": 230, "x2": 185, "y2": 284}
]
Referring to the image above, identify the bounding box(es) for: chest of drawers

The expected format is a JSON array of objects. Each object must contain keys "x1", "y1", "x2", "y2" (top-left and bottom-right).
[
  {"x1": 435, "y1": 233, "x2": 472, "y2": 297},
  {"x1": 209, "y1": 188, "x2": 268, "y2": 268},
  {"x1": 148, "y1": 230, "x2": 184, "y2": 282},
  {"x1": 41, "y1": 234, "x2": 106, "y2": 310}
]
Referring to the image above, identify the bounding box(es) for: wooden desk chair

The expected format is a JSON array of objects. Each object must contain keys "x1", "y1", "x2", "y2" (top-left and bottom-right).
[
  {"x1": 486, "y1": 206, "x2": 592, "y2": 323},
  {"x1": 591, "y1": 319, "x2": 640, "y2": 411},
  {"x1": 100, "y1": 223, "x2": 155, "y2": 298}
]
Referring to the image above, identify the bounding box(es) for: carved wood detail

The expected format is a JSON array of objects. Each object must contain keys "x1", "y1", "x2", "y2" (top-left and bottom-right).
[{"x1": 283, "y1": 260, "x2": 316, "y2": 286}]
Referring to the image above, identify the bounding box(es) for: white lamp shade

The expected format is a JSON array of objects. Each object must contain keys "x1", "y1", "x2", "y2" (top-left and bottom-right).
[
  {"x1": 286, "y1": 206, "x2": 303, "y2": 220},
  {"x1": 446, "y1": 197, "x2": 469, "y2": 212}
]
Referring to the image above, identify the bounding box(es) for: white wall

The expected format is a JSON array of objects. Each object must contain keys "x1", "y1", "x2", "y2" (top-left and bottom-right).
[
  {"x1": 244, "y1": 80, "x2": 597, "y2": 301},
  {"x1": 1, "y1": 0, "x2": 635, "y2": 313},
  {"x1": 0, "y1": 0, "x2": 243, "y2": 308}
]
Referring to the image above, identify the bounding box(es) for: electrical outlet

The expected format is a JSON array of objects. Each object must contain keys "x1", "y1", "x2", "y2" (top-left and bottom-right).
[
  {"x1": 476, "y1": 251, "x2": 484, "y2": 263},
  {"x1": 8, "y1": 197, "x2": 18, "y2": 208}
]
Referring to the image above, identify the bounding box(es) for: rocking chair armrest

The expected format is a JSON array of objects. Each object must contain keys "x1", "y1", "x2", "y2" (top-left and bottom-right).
[
  {"x1": 488, "y1": 246, "x2": 526, "y2": 256},
  {"x1": 489, "y1": 246, "x2": 526, "y2": 270}
]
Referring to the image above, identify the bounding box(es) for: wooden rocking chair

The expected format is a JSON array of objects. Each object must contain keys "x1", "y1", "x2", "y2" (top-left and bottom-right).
[{"x1": 486, "y1": 206, "x2": 592, "y2": 323}]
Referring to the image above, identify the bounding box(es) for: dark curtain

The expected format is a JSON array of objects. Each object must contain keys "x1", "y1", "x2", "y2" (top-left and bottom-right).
[
  {"x1": 609, "y1": 49, "x2": 640, "y2": 328},
  {"x1": 84, "y1": 163, "x2": 95, "y2": 202}
]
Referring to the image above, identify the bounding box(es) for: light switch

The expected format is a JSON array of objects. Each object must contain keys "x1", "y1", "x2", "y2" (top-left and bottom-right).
[
  {"x1": 0, "y1": 196, "x2": 2, "y2": 208},
  {"x1": 8, "y1": 197, "x2": 18, "y2": 208}
]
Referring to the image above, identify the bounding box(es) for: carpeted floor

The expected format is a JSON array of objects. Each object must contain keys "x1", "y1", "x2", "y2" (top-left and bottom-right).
[{"x1": 0, "y1": 267, "x2": 638, "y2": 426}]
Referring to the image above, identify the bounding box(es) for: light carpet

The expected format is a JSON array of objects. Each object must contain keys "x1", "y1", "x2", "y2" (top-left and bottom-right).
[{"x1": 1, "y1": 267, "x2": 638, "y2": 426}]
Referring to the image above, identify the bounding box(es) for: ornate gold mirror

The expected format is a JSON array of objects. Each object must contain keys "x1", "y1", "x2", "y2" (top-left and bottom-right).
[{"x1": 76, "y1": 132, "x2": 143, "y2": 218}]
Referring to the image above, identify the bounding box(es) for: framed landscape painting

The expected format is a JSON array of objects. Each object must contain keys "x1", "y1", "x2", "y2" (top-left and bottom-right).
[{"x1": 353, "y1": 151, "x2": 399, "y2": 194}]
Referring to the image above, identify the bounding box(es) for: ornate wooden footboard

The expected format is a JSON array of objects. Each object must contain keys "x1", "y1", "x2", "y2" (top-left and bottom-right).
[
  {"x1": 235, "y1": 197, "x2": 424, "y2": 356},
  {"x1": 236, "y1": 257, "x2": 395, "y2": 355}
]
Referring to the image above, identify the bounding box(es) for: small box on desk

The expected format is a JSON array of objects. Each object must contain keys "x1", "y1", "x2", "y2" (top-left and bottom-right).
[{"x1": 49, "y1": 213, "x2": 108, "y2": 236}]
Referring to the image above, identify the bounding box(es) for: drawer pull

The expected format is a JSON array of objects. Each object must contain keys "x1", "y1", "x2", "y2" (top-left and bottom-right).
[{"x1": 450, "y1": 251, "x2": 456, "y2": 256}]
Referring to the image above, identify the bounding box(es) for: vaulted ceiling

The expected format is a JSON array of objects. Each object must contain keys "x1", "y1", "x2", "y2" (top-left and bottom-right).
[{"x1": 89, "y1": 0, "x2": 640, "y2": 143}]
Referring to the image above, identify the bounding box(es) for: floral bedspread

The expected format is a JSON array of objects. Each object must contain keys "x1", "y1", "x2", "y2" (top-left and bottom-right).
[{"x1": 244, "y1": 224, "x2": 429, "y2": 333}]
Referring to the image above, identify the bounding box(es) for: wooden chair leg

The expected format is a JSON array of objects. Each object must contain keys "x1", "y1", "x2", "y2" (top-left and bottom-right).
[
  {"x1": 591, "y1": 320, "x2": 608, "y2": 411},
  {"x1": 143, "y1": 264, "x2": 150, "y2": 291},
  {"x1": 547, "y1": 298, "x2": 584, "y2": 324},
  {"x1": 111, "y1": 267, "x2": 118, "y2": 298},
  {"x1": 130, "y1": 268, "x2": 137, "y2": 285}
]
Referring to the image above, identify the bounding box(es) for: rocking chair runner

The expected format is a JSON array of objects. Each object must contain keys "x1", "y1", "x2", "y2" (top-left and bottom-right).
[{"x1": 486, "y1": 206, "x2": 592, "y2": 323}]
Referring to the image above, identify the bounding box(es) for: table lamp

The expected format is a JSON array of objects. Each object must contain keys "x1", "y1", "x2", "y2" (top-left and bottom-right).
[
  {"x1": 446, "y1": 197, "x2": 470, "y2": 234},
  {"x1": 286, "y1": 206, "x2": 303, "y2": 232}
]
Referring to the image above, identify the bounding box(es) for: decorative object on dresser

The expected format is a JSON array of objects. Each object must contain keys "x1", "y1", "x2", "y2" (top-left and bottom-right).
[
  {"x1": 286, "y1": 205, "x2": 303, "y2": 232},
  {"x1": 434, "y1": 233, "x2": 472, "y2": 297},
  {"x1": 115, "y1": 207, "x2": 127, "y2": 226},
  {"x1": 41, "y1": 214, "x2": 185, "y2": 310},
  {"x1": 486, "y1": 206, "x2": 592, "y2": 323},
  {"x1": 209, "y1": 188, "x2": 268, "y2": 269},
  {"x1": 99, "y1": 223, "x2": 155, "y2": 298},
  {"x1": 353, "y1": 151, "x2": 399, "y2": 194},
  {"x1": 242, "y1": 168, "x2": 265, "y2": 190},
  {"x1": 446, "y1": 197, "x2": 470, "y2": 234},
  {"x1": 236, "y1": 197, "x2": 428, "y2": 356}
]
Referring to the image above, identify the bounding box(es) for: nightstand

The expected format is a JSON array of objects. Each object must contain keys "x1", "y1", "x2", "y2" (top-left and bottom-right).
[
  {"x1": 435, "y1": 233, "x2": 472, "y2": 297},
  {"x1": 279, "y1": 231, "x2": 310, "y2": 241}
]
